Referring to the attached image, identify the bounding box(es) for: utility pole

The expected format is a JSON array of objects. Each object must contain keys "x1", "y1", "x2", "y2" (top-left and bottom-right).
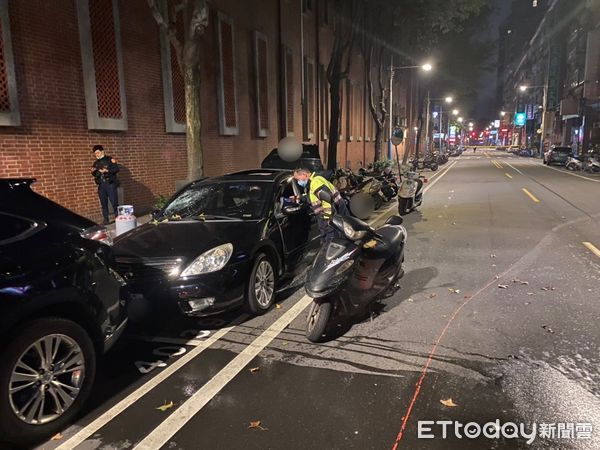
[
  {"x1": 439, "y1": 108, "x2": 443, "y2": 154},
  {"x1": 424, "y1": 90, "x2": 431, "y2": 156},
  {"x1": 388, "y1": 55, "x2": 394, "y2": 161}
]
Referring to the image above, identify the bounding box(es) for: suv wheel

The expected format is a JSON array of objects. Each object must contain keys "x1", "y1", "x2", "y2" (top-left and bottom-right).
[{"x1": 0, "y1": 318, "x2": 96, "y2": 447}]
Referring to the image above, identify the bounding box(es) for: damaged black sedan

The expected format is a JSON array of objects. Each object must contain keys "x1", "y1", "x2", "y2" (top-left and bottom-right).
[{"x1": 113, "y1": 170, "x2": 320, "y2": 318}]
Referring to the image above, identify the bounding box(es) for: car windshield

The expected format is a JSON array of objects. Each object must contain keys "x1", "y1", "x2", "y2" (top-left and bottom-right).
[{"x1": 161, "y1": 181, "x2": 272, "y2": 220}]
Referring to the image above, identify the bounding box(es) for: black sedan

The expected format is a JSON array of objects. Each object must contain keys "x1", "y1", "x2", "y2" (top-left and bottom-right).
[
  {"x1": 0, "y1": 179, "x2": 129, "y2": 447},
  {"x1": 113, "y1": 170, "x2": 320, "y2": 318}
]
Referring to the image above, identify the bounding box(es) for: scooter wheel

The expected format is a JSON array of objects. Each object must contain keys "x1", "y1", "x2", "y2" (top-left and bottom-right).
[
  {"x1": 398, "y1": 197, "x2": 410, "y2": 216},
  {"x1": 306, "y1": 301, "x2": 332, "y2": 343},
  {"x1": 430, "y1": 164, "x2": 438, "y2": 171}
]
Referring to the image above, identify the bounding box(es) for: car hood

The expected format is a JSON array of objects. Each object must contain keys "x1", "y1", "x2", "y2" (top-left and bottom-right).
[{"x1": 113, "y1": 220, "x2": 263, "y2": 263}]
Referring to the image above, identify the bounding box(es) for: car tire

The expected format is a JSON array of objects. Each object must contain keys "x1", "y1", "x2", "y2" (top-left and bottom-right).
[
  {"x1": 306, "y1": 300, "x2": 332, "y2": 343},
  {"x1": 0, "y1": 318, "x2": 96, "y2": 448},
  {"x1": 245, "y1": 253, "x2": 276, "y2": 315}
]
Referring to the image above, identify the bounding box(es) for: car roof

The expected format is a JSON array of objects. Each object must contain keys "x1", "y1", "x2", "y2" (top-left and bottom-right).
[{"x1": 210, "y1": 169, "x2": 292, "y2": 183}]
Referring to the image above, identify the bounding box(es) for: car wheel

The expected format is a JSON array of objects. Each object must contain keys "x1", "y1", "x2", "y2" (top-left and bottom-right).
[
  {"x1": 0, "y1": 318, "x2": 96, "y2": 447},
  {"x1": 245, "y1": 253, "x2": 276, "y2": 315}
]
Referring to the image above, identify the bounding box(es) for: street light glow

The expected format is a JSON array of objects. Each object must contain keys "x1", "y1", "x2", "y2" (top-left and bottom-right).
[
  {"x1": 413, "y1": 126, "x2": 419, "y2": 131},
  {"x1": 519, "y1": 85, "x2": 528, "y2": 92},
  {"x1": 422, "y1": 63, "x2": 432, "y2": 72},
  {"x1": 458, "y1": 117, "x2": 464, "y2": 123},
  {"x1": 452, "y1": 109, "x2": 459, "y2": 115},
  {"x1": 445, "y1": 96, "x2": 453, "y2": 104},
  {"x1": 500, "y1": 111, "x2": 506, "y2": 117},
  {"x1": 468, "y1": 122, "x2": 474, "y2": 127}
]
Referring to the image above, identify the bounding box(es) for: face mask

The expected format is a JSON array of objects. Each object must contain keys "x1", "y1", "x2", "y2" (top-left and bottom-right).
[
  {"x1": 297, "y1": 179, "x2": 308, "y2": 188},
  {"x1": 96, "y1": 153, "x2": 104, "y2": 160}
]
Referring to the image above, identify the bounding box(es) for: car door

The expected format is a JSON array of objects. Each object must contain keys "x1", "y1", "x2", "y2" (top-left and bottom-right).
[{"x1": 274, "y1": 179, "x2": 314, "y2": 274}]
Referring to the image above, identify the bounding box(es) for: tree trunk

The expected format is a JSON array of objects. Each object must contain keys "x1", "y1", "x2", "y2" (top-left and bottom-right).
[
  {"x1": 184, "y1": 66, "x2": 203, "y2": 181},
  {"x1": 327, "y1": 78, "x2": 341, "y2": 170}
]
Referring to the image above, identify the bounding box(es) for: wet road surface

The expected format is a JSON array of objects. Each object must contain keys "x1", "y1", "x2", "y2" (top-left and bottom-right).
[{"x1": 32, "y1": 150, "x2": 600, "y2": 450}]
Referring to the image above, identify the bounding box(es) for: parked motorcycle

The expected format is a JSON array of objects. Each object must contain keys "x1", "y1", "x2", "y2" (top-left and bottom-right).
[
  {"x1": 565, "y1": 155, "x2": 583, "y2": 171},
  {"x1": 409, "y1": 155, "x2": 438, "y2": 171},
  {"x1": 304, "y1": 213, "x2": 406, "y2": 342},
  {"x1": 398, "y1": 169, "x2": 427, "y2": 215},
  {"x1": 583, "y1": 155, "x2": 600, "y2": 173}
]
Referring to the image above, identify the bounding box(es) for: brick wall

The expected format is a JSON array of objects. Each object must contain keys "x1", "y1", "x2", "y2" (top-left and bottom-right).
[{"x1": 0, "y1": 0, "x2": 415, "y2": 222}]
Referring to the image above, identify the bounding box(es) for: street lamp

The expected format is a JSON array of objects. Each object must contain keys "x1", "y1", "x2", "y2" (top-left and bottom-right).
[
  {"x1": 468, "y1": 122, "x2": 474, "y2": 127},
  {"x1": 452, "y1": 109, "x2": 459, "y2": 116},
  {"x1": 500, "y1": 111, "x2": 506, "y2": 117},
  {"x1": 519, "y1": 85, "x2": 528, "y2": 92},
  {"x1": 388, "y1": 59, "x2": 433, "y2": 158},
  {"x1": 517, "y1": 84, "x2": 549, "y2": 157},
  {"x1": 458, "y1": 117, "x2": 464, "y2": 123},
  {"x1": 445, "y1": 96, "x2": 453, "y2": 104}
]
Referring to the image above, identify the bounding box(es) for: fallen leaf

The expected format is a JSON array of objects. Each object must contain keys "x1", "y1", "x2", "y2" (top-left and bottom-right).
[
  {"x1": 463, "y1": 295, "x2": 471, "y2": 299},
  {"x1": 490, "y1": 254, "x2": 497, "y2": 258},
  {"x1": 275, "y1": 304, "x2": 282, "y2": 309},
  {"x1": 249, "y1": 367, "x2": 260, "y2": 374},
  {"x1": 542, "y1": 325, "x2": 555, "y2": 334},
  {"x1": 407, "y1": 298, "x2": 414, "y2": 302},
  {"x1": 540, "y1": 287, "x2": 555, "y2": 291},
  {"x1": 512, "y1": 278, "x2": 529, "y2": 285},
  {"x1": 498, "y1": 284, "x2": 509, "y2": 289},
  {"x1": 248, "y1": 420, "x2": 268, "y2": 431},
  {"x1": 51, "y1": 433, "x2": 63, "y2": 441},
  {"x1": 440, "y1": 398, "x2": 458, "y2": 407},
  {"x1": 448, "y1": 288, "x2": 460, "y2": 294},
  {"x1": 156, "y1": 400, "x2": 175, "y2": 412},
  {"x1": 427, "y1": 293, "x2": 437, "y2": 299},
  {"x1": 527, "y1": 292, "x2": 534, "y2": 296},
  {"x1": 494, "y1": 275, "x2": 500, "y2": 280}
]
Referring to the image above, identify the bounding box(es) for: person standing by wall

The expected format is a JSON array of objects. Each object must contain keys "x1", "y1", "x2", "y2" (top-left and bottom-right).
[{"x1": 91, "y1": 145, "x2": 119, "y2": 225}]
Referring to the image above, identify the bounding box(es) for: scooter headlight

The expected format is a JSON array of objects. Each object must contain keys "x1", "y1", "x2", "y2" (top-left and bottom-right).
[{"x1": 342, "y1": 220, "x2": 366, "y2": 241}]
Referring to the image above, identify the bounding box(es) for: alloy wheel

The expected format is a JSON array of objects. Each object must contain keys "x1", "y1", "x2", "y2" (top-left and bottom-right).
[
  {"x1": 9, "y1": 334, "x2": 85, "y2": 425},
  {"x1": 254, "y1": 260, "x2": 275, "y2": 307}
]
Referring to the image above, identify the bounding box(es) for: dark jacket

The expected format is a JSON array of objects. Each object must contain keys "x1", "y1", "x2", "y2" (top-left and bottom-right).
[{"x1": 92, "y1": 155, "x2": 119, "y2": 185}]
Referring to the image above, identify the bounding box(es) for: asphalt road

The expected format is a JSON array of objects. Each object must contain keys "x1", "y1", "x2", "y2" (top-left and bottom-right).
[{"x1": 35, "y1": 150, "x2": 600, "y2": 450}]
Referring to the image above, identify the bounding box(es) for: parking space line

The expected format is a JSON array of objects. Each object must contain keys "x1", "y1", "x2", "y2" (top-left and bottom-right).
[
  {"x1": 505, "y1": 173, "x2": 513, "y2": 179},
  {"x1": 540, "y1": 163, "x2": 600, "y2": 183},
  {"x1": 55, "y1": 321, "x2": 243, "y2": 450},
  {"x1": 522, "y1": 188, "x2": 540, "y2": 203},
  {"x1": 582, "y1": 242, "x2": 600, "y2": 259}
]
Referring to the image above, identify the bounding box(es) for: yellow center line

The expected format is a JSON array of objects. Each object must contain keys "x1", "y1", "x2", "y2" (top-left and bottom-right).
[
  {"x1": 522, "y1": 188, "x2": 540, "y2": 203},
  {"x1": 495, "y1": 160, "x2": 504, "y2": 168},
  {"x1": 582, "y1": 242, "x2": 600, "y2": 259},
  {"x1": 505, "y1": 173, "x2": 513, "y2": 179}
]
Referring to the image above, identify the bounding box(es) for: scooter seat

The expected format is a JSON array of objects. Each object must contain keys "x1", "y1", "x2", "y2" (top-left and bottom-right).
[{"x1": 364, "y1": 225, "x2": 405, "y2": 259}]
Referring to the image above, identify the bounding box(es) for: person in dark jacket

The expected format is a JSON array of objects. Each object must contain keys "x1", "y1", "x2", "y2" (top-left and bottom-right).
[{"x1": 91, "y1": 144, "x2": 119, "y2": 225}]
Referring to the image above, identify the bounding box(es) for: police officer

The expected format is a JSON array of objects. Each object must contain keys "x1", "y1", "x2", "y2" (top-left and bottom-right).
[
  {"x1": 91, "y1": 145, "x2": 119, "y2": 225},
  {"x1": 293, "y1": 167, "x2": 349, "y2": 243}
]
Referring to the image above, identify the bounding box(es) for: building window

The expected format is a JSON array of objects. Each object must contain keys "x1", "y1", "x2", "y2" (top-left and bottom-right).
[
  {"x1": 253, "y1": 31, "x2": 269, "y2": 138},
  {"x1": 282, "y1": 46, "x2": 294, "y2": 136},
  {"x1": 0, "y1": 0, "x2": 19, "y2": 127},
  {"x1": 216, "y1": 12, "x2": 238, "y2": 136},
  {"x1": 159, "y1": 2, "x2": 185, "y2": 133},
  {"x1": 319, "y1": 65, "x2": 329, "y2": 141},
  {"x1": 303, "y1": 57, "x2": 315, "y2": 140},
  {"x1": 76, "y1": 0, "x2": 127, "y2": 131}
]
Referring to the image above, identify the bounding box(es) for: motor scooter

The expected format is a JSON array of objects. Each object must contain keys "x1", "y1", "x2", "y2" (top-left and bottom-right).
[
  {"x1": 304, "y1": 213, "x2": 406, "y2": 342},
  {"x1": 583, "y1": 155, "x2": 600, "y2": 173},
  {"x1": 565, "y1": 155, "x2": 583, "y2": 171},
  {"x1": 397, "y1": 169, "x2": 427, "y2": 216}
]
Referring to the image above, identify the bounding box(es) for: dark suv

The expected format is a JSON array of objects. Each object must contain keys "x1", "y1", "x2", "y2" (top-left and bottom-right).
[
  {"x1": 0, "y1": 179, "x2": 129, "y2": 447},
  {"x1": 543, "y1": 146, "x2": 572, "y2": 165}
]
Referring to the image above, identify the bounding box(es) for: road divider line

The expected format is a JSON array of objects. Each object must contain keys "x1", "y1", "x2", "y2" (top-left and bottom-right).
[
  {"x1": 422, "y1": 160, "x2": 458, "y2": 194},
  {"x1": 55, "y1": 319, "x2": 245, "y2": 450},
  {"x1": 522, "y1": 188, "x2": 540, "y2": 203},
  {"x1": 505, "y1": 173, "x2": 513, "y2": 179},
  {"x1": 133, "y1": 293, "x2": 315, "y2": 450},
  {"x1": 582, "y1": 242, "x2": 600, "y2": 258}
]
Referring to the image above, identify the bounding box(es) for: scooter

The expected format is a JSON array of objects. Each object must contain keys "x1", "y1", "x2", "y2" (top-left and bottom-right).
[
  {"x1": 583, "y1": 155, "x2": 600, "y2": 173},
  {"x1": 304, "y1": 213, "x2": 406, "y2": 342},
  {"x1": 565, "y1": 155, "x2": 583, "y2": 171},
  {"x1": 397, "y1": 169, "x2": 427, "y2": 216}
]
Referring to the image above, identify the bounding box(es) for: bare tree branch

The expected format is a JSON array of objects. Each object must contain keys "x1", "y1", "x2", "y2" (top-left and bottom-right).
[{"x1": 147, "y1": 0, "x2": 183, "y2": 70}]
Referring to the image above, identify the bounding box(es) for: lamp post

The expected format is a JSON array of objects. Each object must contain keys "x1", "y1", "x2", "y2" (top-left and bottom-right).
[
  {"x1": 519, "y1": 84, "x2": 549, "y2": 158},
  {"x1": 388, "y1": 61, "x2": 432, "y2": 159}
]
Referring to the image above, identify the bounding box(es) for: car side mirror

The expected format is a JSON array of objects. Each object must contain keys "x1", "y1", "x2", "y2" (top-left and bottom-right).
[{"x1": 282, "y1": 204, "x2": 302, "y2": 215}]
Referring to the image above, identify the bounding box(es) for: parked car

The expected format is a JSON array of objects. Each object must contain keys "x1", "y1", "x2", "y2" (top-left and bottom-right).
[
  {"x1": 543, "y1": 146, "x2": 572, "y2": 165},
  {"x1": 113, "y1": 170, "x2": 321, "y2": 318},
  {"x1": 0, "y1": 179, "x2": 129, "y2": 447}
]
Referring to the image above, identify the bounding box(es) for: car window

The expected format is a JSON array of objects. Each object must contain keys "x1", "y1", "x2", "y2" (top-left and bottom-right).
[
  {"x1": 0, "y1": 213, "x2": 41, "y2": 245},
  {"x1": 162, "y1": 181, "x2": 272, "y2": 220}
]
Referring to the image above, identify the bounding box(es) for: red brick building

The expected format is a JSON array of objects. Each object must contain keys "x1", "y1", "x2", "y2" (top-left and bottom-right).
[{"x1": 0, "y1": 0, "x2": 416, "y2": 222}]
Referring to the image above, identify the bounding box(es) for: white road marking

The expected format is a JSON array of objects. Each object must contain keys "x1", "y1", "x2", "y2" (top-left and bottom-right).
[
  {"x1": 423, "y1": 161, "x2": 458, "y2": 193},
  {"x1": 55, "y1": 322, "x2": 242, "y2": 450},
  {"x1": 504, "y1": 161, "x2": 525, "y2": 175},
  {"x1": 539, "y1": 163, "x2": 600, "y2": 183},
  {"x1": 133, "y1": 295, "x2": 314, "y2": 450}
]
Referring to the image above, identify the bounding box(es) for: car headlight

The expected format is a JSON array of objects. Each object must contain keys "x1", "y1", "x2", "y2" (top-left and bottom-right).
[
  {"x1": 180, "y1": 243, "x2": 233, "y2": 277},
  {"x1": 342, "y1": 220, "x2": 366, "y2": 241}
]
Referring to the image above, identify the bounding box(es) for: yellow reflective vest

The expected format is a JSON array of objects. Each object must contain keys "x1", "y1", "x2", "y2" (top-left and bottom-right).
[{"x1": 308, "y1": 173, "x2": 338, "y2": 219}]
